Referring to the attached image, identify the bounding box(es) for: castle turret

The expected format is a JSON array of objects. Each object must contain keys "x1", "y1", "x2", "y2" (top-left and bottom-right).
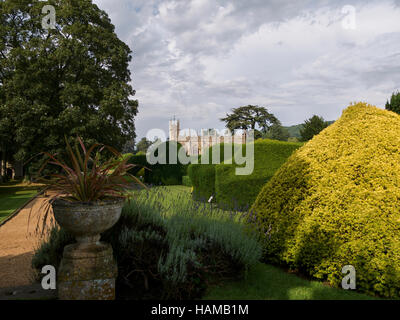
[{"x1": 169, "y1": 117, "x2": 180, "y2": 141}]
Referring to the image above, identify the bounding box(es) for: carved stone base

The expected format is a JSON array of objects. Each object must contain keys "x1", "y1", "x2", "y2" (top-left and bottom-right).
[{"x1": 57, "y1": 242, "x2": 118, "y2": 300}]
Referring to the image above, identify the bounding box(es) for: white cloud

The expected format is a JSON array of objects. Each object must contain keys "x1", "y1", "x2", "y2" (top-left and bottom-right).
[{"x1": 93, "y1": 0, "x2": 400, "y2": 138}]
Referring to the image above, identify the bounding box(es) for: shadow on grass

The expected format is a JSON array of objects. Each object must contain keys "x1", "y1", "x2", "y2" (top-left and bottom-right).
[
  {"x1": 0, "y1": 183, "x2": 40, "y2": 224},
  {"x1": 203, "y1": 263, "x2": 378, "y2": 300}
]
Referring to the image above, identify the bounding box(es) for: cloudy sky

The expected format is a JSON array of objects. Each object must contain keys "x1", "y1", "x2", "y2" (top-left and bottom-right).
[{"x1": 93, "y1": 0, "x2": 400, "y2": 140}]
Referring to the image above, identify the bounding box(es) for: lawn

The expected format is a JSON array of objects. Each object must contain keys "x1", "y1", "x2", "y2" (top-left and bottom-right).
[
  {"x1": 203, "y1": 263, "x2": 377, "y2": 300},
  {"x1": 152, "y1": 185, "x2": 379, "y2": 300},
  {"x1": 0, "y1": 181, "x2": 42, "y2": 223}
]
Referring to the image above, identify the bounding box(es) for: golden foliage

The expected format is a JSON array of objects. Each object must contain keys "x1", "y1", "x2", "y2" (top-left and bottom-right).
[{"x1": 251, "y1": 102, "x2": 400, "y2": 298}]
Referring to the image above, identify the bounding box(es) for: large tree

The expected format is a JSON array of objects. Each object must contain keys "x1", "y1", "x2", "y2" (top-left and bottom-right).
[
  {"x1": 220, "y1": 105, "x2": 278, "y2": 138},
  {"x1": 0, "y1": 0, "x2": 138, "y2": 174},
  {"x1": 135, "y1": 137, "x2": 153, "y2": 154},
  {"x1": 300, "y1": 115, "x2": 328, "y2": 142},
  {"x1": 385, "y1": 91, "x2": 400, "y2": 114}
]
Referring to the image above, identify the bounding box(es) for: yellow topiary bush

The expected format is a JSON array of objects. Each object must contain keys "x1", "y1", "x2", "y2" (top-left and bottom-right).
[{"x1": 251, "y1": 102, "x2": 400, "y2": 299}]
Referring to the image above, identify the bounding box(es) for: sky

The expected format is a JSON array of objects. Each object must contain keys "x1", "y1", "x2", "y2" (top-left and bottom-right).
[{"x1": 93, "y1": 0, "x2": 400, "y2": 140}]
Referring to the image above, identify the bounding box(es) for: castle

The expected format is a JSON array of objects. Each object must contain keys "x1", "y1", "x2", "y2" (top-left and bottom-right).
[{"x1": 169, "y1": 118, "x2": 247, "y2": 156}]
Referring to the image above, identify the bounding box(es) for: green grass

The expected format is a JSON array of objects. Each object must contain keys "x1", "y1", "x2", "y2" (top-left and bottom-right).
[
  {"x1": 204, "y1": 263, "x2": 378, "y2": 300},
  {"x1": 0, "y1": 181, "x2": 42, "y2": 223}
]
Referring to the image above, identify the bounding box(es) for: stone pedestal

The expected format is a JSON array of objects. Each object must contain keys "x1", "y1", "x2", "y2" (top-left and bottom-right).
[{"x1": 57, "y1": 242, "x2": 118, "y2": 300}]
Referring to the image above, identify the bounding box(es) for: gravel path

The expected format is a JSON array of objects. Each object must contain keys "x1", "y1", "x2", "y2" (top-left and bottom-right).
[{"x1": 0, "y1": 192, "x2": 53, "y2": 288}]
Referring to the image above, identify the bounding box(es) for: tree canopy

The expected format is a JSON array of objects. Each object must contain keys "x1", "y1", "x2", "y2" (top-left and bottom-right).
[
  {"x1": 385, "y1": 91, "x2": 400, "y2": 115},
  {"x1": 263, "y1": 122, "x2": 290, "y2": 141},
  {"x1": 220, "y1": 105, "x2": 278, "y2": 137},
  {"x1": 299, "y1": 115, "x2": 329, "y2": 141},
  {"x1": 0, "y1": 0, "x2": 138, "y2": 174},
  {"x1": 135, "y1": 137, "x2": 153, "y2": 154}
]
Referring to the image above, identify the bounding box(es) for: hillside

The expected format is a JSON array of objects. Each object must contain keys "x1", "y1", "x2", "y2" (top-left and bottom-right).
[{"x1": 283, "y1": 120, "x2": 334, "y2": 138}]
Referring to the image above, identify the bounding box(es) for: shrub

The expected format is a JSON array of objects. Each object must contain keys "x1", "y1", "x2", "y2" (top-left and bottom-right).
[
  {"x1": 182, "y1": 175, "x2": 192, "y2": 187},
  {"x1": 251, "y1": 102, "x2": 400, "y2": 299},
  {"x1": 385, "y1": 91, "x2": 400, "y2": 115},
  {"x1": 299, "y1": 115, "x2": 329, "y2": 141},
  {"x1": 32, "y1": 187, "x2": 262, "y2": 300},
  {"x1": 215, "y1": 139, "x2": 302, "y2": 210},
  {"x1": 128, "y1": 154, "x2": 148, "y2": 177},
  {"x1": 188, "y1": 164, "x2": 215, "y2": 201},
  {"x1": 188, "y1": 143, "x2": 237, "y2": 201},
  {"x1": 128, "y1": 141, "x2": 186, "y2": 185}
]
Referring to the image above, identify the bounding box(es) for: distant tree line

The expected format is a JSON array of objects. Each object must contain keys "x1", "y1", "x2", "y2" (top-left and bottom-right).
[
  {"x1": 220, "y1": 105, "x2": 332, "y2": 142},
  {"x1": 385, "y1": 91, "x2": 400, "y2": 115}
]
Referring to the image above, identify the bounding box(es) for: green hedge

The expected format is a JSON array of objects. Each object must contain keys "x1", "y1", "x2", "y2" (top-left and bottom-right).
[
  {"x1": 215, "y1": 139, "x2": 302, "y2": 209},
  {"x1": 188, "y1": 143, "x2": 237, "y2": 201},
  {"x1": 182, "y1": 175, "x2": 192, "y2": 187},
  {"x1": 188, "y1": 141, "x2": 301, "y2": 208},
  {"x1": 128, "y1": 154, "x2": 148, "y2": 176},
  {"x1": 188, "y1": 164, "x2": 215, "y2": 201},
  {"x1": 128, "y1": 141, "x2": 186, "y2": 185}
]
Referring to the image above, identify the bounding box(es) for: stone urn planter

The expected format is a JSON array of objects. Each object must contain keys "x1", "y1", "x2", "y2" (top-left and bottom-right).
[
  {"x1": 36, "y1": 136, "x2": 145, "y2": 300},
  {"x1": 52, "y1": 198, "x2": 124, "y2": 300},
  {"x1": 53, "y1": 198, "x2": 123, "y2": 247}
]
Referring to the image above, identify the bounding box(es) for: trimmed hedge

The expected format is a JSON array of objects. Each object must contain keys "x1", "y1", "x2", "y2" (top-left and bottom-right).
[
  {"x1": 128, "y1": 154, "x2": 148, "y2": 176},
  {"x1": 251, "y1": 103, "x2": 400, "y2": 299},
  {"x1": 215, "y1": 139, "x2": 302, "y2": 209},
  {"x1": 188, "y1": 143, "x2": 237, "y2": 201},
  {"x1": 182, "y1": 175, "x2": 192, "y2": 187},
  {"x1": 188, "y1": 141, "x2": 301, "y2": 207},
  {"x1": 128, "y1": 141, "x2": 186, "y2": 185},
  {"x1": 188, "y1": 164, "x2": 215, "y2": 201}
]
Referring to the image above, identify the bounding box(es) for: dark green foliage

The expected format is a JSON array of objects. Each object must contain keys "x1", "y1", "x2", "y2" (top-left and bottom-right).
[
  {"x1": 300, "y1": 115, "x2": 329, "y2": 141},
  {"x1": 188, "y1": 164, "x2": 215, "y2": 201},
  {"x1": 32, "y1": 187, "x2": 262, "y2": 300},
  {"x1": 283, "y1": 124, "x2": 304, "y2": 139},
  {"x1": 200, "y1": 143, "x2": 236, "y2": 164},
  {"x1": 128, "y1": 154, "x2": 148, "y2": 176},
  {"x1": 128, "y1": 141, "x2": 186, "y2": 185},
  {"x1": 264, "y1": 122, "x2": 290, "y2": 141},
  {"x1": 188, "y1": 143, "x2": 237, "y2": 201},
  {"x1": 215, "y1": 139, "x2": 302, "y2": 209},
  {"x1": 147, "y1": 141, "x2": 186, "y2": 185},
  {"x1": 0, "y1": 0, "x2": 138, "y2": 169},
  {"x1": 122, "y1": 139, "x2": 135, "y2": 154},
  {"x1": 385, "y1": 91, "x2": 400, "y2": 115},
  {"x1": 283, "y1": 121, "x2": 334, "y2": 139},
  {"x1": 182, "y1": 175, "x2": 192, "y2": 187},
  {"x1": 32, "y1": 226, "x2": 74, "y2": 272},
  {"x1": 220, "y1": 105, "x2": 278, "y2": 134},
  {"x1": 188, "y1": 141, "x2": 301, "y2": 209},
  {"x1": 135, "y1": 137, "x2": 153, "y2": 153}
]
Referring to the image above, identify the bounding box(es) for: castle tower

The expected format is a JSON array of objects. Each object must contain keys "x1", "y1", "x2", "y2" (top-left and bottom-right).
[{"x1": 169, "y1": 117, "x2": 180, "y2": 141}]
